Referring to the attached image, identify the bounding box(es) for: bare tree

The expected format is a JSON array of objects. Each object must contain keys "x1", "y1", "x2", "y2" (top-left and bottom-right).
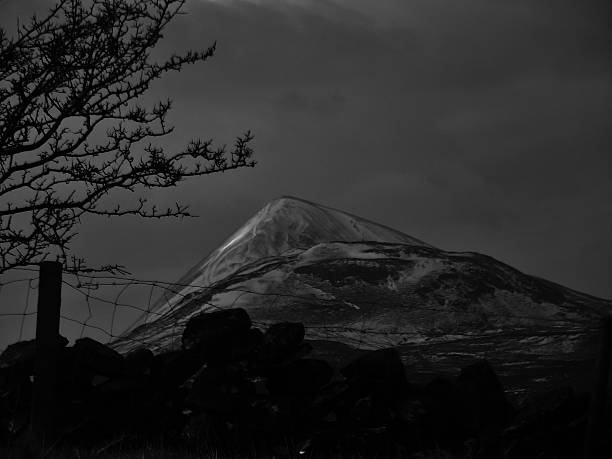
[{"x1": 0, "y1": 0, "x2": 255, "y2": 274}]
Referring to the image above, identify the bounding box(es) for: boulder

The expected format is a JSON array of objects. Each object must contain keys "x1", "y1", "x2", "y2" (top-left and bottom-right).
[
  {"x1": 348, "y1": 395, "x2": 392, "y2": 428},
  {"x1": 186, "y1": 365, "x2": 254, "y2": 417},
  {"x1": 182, "y1": 411, "x2": 227, "y2": 445},
  {"x1": 421, "y1": 377, "x2": 464, "y2": 451},
  {"x1": 182, "y1": 308, "x2": 252, "y2": 355},
  {"x1": 258, "y1": 322, "x2": 305, "y2": 363},
  {"x1": 206, "y1": 328, "x2": 264, "y2": 366},
  {"x1": 73, "y1": 337, "x2": 125, "y2": 377},
  {"x1": 57, "y1": 346, "x2": 93, "y2": 398},
  {"x1": 454, "y1": 360, "x2": 514, "y2": 436},
  {"x1": 0, "y1": 336, "x2": 69, "y2": 439},
  {"x1": 0, "y1": 336, "x2": 68, "y2": 373},
  {"x1": 244, "y1": 398, "x2": 292, "y2": 436},
  {"x1": 266, "y1": 358, "x2": 333, "y2": 396},
  {"x1": 511, "y1": 386, "x2": 588, "y2": 429},
  {"x1": 124, "y1": 347, "x2": 155, "y2": 377},
  {"x1": 309, "y1": 380, "x2": 350, "y2": 419},
  {"x1": 341, "y1": 348, "x2": 407, "y2": 397},
  {"x1": 151, "y1": 349, "x2": 202, "y2": 391},
  {"x1": 393, "y1": 392, "x2": 428, "y2": 452},
  {"x1": 503, "y1": 387, "x2": 589, "y2": 459},
  {"x1": 0, "y1": 365, "x2": 32, "y2": 439}
]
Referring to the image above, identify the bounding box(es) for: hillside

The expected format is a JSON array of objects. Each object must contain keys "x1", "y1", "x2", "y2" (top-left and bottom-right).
[{"x1": 112, "y1": 196, "x2": 611, "y2": 395}]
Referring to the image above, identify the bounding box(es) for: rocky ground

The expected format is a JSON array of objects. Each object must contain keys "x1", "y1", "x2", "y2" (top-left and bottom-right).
[{"x1": 1, "y1": 308, "x2": 610, "y2": 458}]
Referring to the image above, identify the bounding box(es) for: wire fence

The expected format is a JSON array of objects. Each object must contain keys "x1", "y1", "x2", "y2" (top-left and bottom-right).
[
  {"x1": 0, "y1": 264, "x2": 602, "y2": 357},
  {"x1": 0, "y1": 272, "x2": 39, "y2": 344},
  {"x1": 2, "y1": 263, "x2": 609, "y2": 456}
]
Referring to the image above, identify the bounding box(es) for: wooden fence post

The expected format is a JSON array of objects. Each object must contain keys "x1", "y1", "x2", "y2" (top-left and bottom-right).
[
  {"x1": 30, "y1": 260, "x2": 63, "y2": 451},
  {"x1": 583, "y1": 315, "x2": 612, "y2": 459}
]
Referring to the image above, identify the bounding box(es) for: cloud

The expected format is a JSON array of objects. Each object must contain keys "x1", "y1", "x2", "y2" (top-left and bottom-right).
[
  {"x1": 146, "y1": 0, "x2": 611, "y2": 297},
  {"x1": 274, "y1": 90, "x2": 348, "y2": 115},
  {"x1": 0, "y1": 0, "x2": 610, "y2": 352}
]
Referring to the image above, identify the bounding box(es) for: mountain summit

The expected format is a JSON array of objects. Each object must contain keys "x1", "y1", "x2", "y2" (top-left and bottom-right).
[{"x1": 173, "y1": 196, "x2": 430, "y2": 290}]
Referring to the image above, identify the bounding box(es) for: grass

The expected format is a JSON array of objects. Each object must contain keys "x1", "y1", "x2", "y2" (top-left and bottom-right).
[
  {"x1": 1, "y1": 438, "x2": 471, "y2": 459},
  {"x1": 0, "y1": 450, "x2": 467, "y2": 459}
]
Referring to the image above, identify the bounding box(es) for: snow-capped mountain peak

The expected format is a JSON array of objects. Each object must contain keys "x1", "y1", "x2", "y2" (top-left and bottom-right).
[
  {"x1": 168, "y1": 196, "x2": 429, "y2": 295},
  {"x1": 113, "y1": 196, "x2": 611, "y2": 396}
]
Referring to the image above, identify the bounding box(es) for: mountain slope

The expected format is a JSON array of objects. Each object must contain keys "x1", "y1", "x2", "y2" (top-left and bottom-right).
[
  {"x1": 145, "y1": 196, "x2": 430, "y2": 321},
  {"x1": 112, "y1": 196, "x2": 611, "y2": 395}
]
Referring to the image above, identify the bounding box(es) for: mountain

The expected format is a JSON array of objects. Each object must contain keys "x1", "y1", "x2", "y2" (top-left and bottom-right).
[
  {"x1": 129, "y1": 196, "x2": 430, "y2": 328},
  {"x1": 113, "y1": 196, "x2": 611, "y2": 396},
  {"x1": 158, "y1": 195, "x2": 430, "y2": 295}
]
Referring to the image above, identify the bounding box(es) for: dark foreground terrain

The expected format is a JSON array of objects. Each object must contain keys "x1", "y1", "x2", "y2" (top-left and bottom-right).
[
  {"x1": 1, "y1": 308, "x2": 610, "y2": 458},
  {"x1": 310, "y1": 327, "x2": 600, "y2": 406}
]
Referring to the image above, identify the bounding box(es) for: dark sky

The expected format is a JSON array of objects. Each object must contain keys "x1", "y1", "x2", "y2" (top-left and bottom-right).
[{"x1": 1, "y1": 0, "x2": 611, "y2": 347}]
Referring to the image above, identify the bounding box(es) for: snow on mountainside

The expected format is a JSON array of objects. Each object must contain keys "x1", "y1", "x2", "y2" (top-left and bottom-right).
[
  {"x1": 112, "y1": 196, "x2": 611, "y2": 395},
  {"x1": 146, "y1": 196, "x2": 430, "y2": 320}
]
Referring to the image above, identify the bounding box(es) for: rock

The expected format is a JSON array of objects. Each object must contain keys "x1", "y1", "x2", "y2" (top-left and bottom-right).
[
  {"x1": 334, "y1": 426, "x2": 397, "y2": 459},
  {"x1": 394, "y1": 390, "x2": 427, "y2": 425},
  {"x1": 258, "y1": 322, "x2": 305, "y2": 363},
  {"x1": 0, "y1": 336, "x2": 68, "y2": 373},
  {"x1": 503, "y1": 387, "x2": 589, "y2": 459},
  {"x1": 206, "y1": 328, "x2": 264, "y2": 366},
  {"x1": 182, "y1": 308, "x2": 252, "y2": 355},
  {"x1": 0, "y1": 365, "x2": 32, "y2": 439},
  {"x1": 124, "y1": 347, "x2": 154, "y2": 377},
  {"x1": 182, "y1": 411, "x2": 226, "y2": 445},
  {"x1": 186, "y1": 365, "x2": 254, "y2": 417},
  {"x1": 348, "y1": 395, "x2": 392, "y2": 428},
  {"x1": 57, "y1": 346, "x2": 92, "y2": 397},
  {"x1": 309, "y1": 380, "x2": 350, "y2": 420},
  {"x1": 73, "y1": 337, "x2": 125, "y2": 377},
  {"x1": 454, "y1": 360, "x2": 514, "y2": 436},
  {"x1": 393, "y1": 392, "x2": 428, "y2": 453},
  {"x1": 0, "y1": 337, "x2": 68, "y2": 439},
  {"x1": 151, "y1": 349, "x2": 202, "y2": 391},
  {"x1": 299, "y1": 428, "x2": 344, "y2": 457},
  {"x1": 266, "y1": 358, "x2": 333, "y2": 396},
  {"x1": 512, "y1": 386, "x2": 588, "y2": 428},
  {"x1": 341, "y1": 348, "x2": 407, "y2": 397},
  {"x1": 421, "y1": 377, "x2": 465, "y2": 451},
  {"x1": 245, "y1": 398, "x2": 291, "y2": 435}
]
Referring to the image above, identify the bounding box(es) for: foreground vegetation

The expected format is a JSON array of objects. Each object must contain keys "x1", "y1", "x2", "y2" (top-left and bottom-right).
[{"x1": 1, "y1": 441, "x2": 469, "y2": 459}]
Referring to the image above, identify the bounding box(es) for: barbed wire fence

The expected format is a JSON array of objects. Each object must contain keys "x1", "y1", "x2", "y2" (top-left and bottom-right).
[
  {"x1": 1, "y1": 263, "x2": 603, "y2": 358},
  {"x1": 1, "y1": 261, "x2": 610, "y2": 452},
  {"x1": 0, "y1": 272, "x2": 40, "y2": 345},
  {"x1": 0, "y1": 262, "x2": 604, "y2": 349}
]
